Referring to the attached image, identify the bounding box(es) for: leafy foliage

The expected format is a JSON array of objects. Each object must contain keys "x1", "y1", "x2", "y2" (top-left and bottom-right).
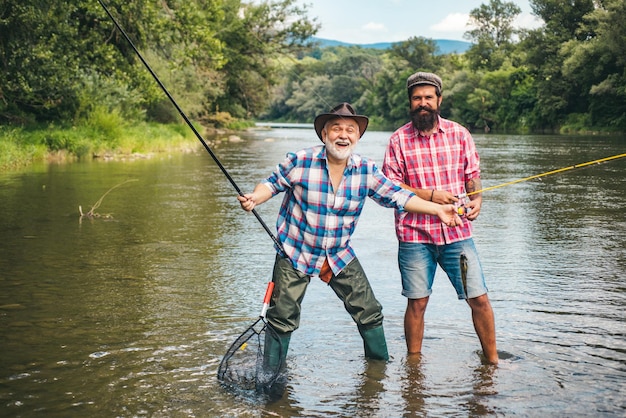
[
  {"x1": 267, "y1": 0, "x2": 625, "y2": 133},
  {"x1": 0, "y1": 0, "x2": 317, "y2": 128},
  {"x1": 1, "y1": 0, "x2": 625, "y2": 137}
]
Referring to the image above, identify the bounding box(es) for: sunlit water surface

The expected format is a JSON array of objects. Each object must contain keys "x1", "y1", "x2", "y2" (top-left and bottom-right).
[{"x1": 0, "y1": 129, "x2": 624, "y2": 417}]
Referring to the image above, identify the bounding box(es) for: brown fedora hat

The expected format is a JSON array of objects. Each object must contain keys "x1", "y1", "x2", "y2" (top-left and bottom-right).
[{"x1": 314, "y1": 102, "x2": 369, "y2": 140}]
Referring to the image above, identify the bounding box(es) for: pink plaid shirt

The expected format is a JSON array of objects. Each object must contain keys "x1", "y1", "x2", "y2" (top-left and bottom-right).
[{"x1": 382, "y1": 117, "x2": 480, "y2": 245}]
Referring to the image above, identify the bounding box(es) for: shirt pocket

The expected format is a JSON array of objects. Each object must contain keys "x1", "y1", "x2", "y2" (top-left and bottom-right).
[{"x1": 332, "y1": 193, "x2": 364, "y2": 216}]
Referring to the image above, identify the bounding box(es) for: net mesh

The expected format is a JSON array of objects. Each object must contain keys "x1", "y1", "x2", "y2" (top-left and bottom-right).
[{"x1": 218, "y1": 317, "x2": 283, "y2": 391}]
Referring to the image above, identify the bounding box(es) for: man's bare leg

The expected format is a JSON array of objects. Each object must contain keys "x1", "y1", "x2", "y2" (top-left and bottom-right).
[
  {"x1": 405, "y1": 297, "x2": 429, "y2": 353},
  {"x1": 468, "y1": 294, "x2": 498, "y2": 364}
]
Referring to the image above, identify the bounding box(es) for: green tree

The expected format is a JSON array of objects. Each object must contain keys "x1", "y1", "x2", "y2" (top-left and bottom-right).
[
  {"x1": 284, "y1": 75, "x2": 333, "y2": 121},
  {"x1": 213, "y1": 0, "x2": 318, "y2": 119},
  {"x1": 389, "y1": 36, "x2": 440, "y2": 71},
  {"x1": 444, "y1": 69, "x2": 482, "y2": 129},
  {"x1": 361, "y1": 38, "x2": 442, "y2": 128},
  {"x1": 464, "y1": 0, "x2": 521, "y2": 70},
  {"x1": 359, "y1": 56, "x2": 412, "y2": 129},
  {"x1": 0, "y1": 0, "x2": 225, "y2": 124},
  {"x1": 266, "y1": 46, "x2": 384, "y2": 123},
  {"x1": 560, "y1": 0, "x2": 626, "y2": 129},
  {"x1": 520, "y1": 0, "x2": 595, "y2": 130},
  {"x1": 0, "y1": 0, "x2": 318, "y2": 127},
  {"x1": 138, "y1": 0, "x2": 226, "y2": 123},
  {"x1": 0, "y1": 1, "x2": 117, "y2": 123}
]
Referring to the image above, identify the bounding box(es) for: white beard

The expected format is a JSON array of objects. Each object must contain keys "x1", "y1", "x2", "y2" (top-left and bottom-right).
[{"x1": 325, "y1": 140, "x2": 354, "y2": 161}]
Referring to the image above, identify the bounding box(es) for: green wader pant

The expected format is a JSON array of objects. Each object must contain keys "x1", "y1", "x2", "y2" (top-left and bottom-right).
[{"x1": 264, "y1": 254, "x2": 389, "y2": 362}]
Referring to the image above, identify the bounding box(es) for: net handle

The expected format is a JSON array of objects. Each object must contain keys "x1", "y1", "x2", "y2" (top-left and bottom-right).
[{"x1": 260, "y1": 282, "x2": 274, "y2": 318}]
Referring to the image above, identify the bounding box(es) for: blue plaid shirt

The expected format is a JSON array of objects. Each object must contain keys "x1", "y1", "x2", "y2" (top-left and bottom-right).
[{"x1": 262, "y1": 145, "x2": 414, "y2": 276}]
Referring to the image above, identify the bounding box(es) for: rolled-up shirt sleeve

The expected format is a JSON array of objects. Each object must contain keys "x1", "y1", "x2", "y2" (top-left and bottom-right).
[{"x1": 368, "y1": 161, "x2": 415, "y2": 211}]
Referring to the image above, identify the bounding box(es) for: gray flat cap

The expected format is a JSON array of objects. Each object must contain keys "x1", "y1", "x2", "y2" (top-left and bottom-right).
[{"x1": 406, "y1": 72, "x2": 443, "y2": 96}]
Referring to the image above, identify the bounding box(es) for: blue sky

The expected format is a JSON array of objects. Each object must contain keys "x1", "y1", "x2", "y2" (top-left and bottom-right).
[{"x1": 296, "y1": 0, "x2": 543, "y2": 44}]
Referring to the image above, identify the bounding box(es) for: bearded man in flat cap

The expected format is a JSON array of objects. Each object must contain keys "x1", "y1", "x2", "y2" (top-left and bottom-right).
[{"x1": 382, "y1": 72, "x2": 499, "y2": 364}]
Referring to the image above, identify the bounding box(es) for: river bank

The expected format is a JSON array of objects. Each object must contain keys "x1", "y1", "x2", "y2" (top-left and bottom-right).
[
  {"x1": 0, "y1": 122, "x2": 249, "y2": 172},
  {"x1": 2, "y1": 120, "x2": 621, "y2": 173}
]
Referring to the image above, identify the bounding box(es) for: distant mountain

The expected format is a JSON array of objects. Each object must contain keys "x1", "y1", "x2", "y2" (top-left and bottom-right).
[{"x1": 311, "y1": 37, "x2": 472, "y2": 55}]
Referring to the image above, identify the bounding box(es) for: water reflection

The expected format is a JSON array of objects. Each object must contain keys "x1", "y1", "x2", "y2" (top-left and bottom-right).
[
  {"x1": 467, "y1": 363, "x2": 498, "y2": 416},
  {"x1": 401, "y1": 355, "x2": 427, "y2": 417},
  {"x1": 347, "y1": 360, "x2": 388, "y2": 417}
]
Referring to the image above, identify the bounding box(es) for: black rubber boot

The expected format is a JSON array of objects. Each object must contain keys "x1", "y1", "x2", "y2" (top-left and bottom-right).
[
  {"x1": 263, "y1": 330, "x2": 291, "y2": 371},
  {"x1": 359, "y1": 325, "x2": 389, "y2": 361},
  {"x1": 262, "y1": 330, "x2": 291, "y2": 399}
]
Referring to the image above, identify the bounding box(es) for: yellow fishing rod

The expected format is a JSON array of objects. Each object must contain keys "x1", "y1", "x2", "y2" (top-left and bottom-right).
[
  {"x1": 468, "y1": 152, "x2": 626, "y2": 196},
  {"x1": 456, "y1": 152, "x2": 626, "y2": 215}
]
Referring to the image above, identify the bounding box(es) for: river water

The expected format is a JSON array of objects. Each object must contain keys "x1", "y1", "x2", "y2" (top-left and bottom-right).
[{"x1": 0, "y1": 129, "x2": 624, "y2": 417}]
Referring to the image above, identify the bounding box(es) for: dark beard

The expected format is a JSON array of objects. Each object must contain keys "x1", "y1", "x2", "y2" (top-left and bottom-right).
[{"x1": 410, "y1": 106, "x2": 439, "y2": 132}]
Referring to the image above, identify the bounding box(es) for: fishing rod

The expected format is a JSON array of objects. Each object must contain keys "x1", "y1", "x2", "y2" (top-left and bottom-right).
[
  {"x1": 97, "y1": 0, "x2": 285, "y2": 255},
  {"x1": 454, "y1": 152, "x2": 626, "y2": 215},
  {"x1": 467, "y1": 152, "x2": 626, "y2": 197}
]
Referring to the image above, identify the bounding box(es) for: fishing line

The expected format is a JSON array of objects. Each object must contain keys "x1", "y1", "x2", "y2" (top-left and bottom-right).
[
  {"x1": 97, "y1": 0, "x2": 285, "y2": 255},
  {"x1": 467, "y1": 152, "x2": 626, "y2": 196}
]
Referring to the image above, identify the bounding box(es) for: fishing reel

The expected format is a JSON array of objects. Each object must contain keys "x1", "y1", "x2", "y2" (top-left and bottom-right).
[{"x1": 455, "y1": 193, "x2": 469, "y2": 217}]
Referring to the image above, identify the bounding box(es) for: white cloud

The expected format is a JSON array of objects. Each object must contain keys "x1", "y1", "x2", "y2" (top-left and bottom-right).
[
  {"x1": 514, "y1": 13, "x2": 544, "y2": 30},
  {"x1": 362, "y1": 22, "x2": 387, "y2": 32},
  {"x1": 430, "y1": 13, "x2": 470, "y2": 33}
]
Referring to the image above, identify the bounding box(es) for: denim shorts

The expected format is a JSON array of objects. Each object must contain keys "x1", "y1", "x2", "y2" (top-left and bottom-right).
[{"x1": 398, "y1": 239, "x2": 488, "y2": 300}]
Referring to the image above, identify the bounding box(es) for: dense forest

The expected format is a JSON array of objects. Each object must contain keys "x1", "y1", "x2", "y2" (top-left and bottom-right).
[{"x1": 1, "y1": 0, "x2": 625, "y2": 135}]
